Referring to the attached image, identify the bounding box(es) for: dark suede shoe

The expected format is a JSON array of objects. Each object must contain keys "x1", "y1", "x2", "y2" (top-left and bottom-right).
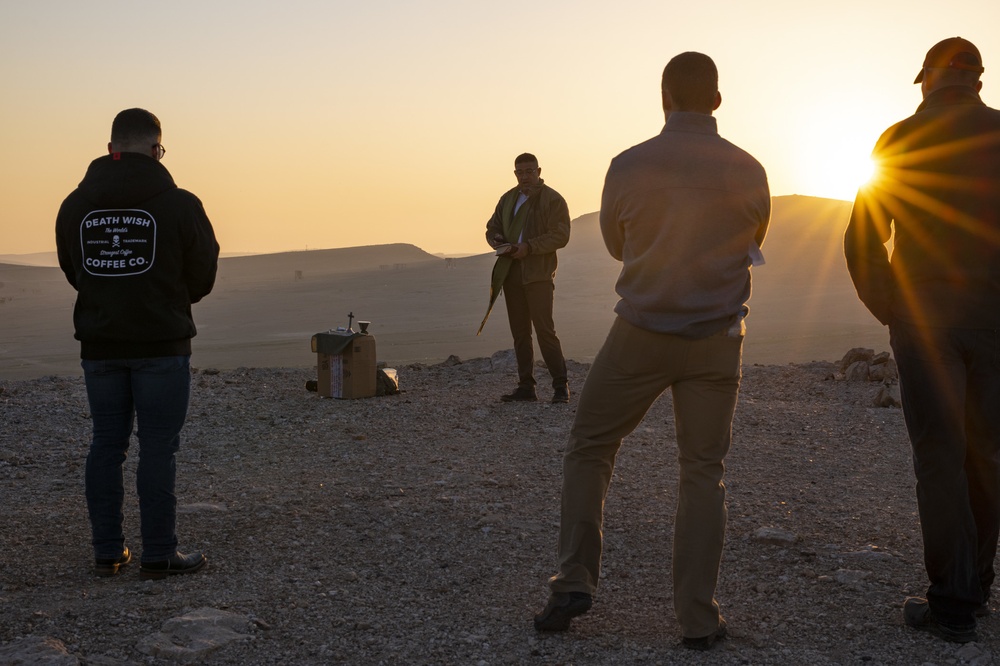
[
  {"x1": 533, "y1": 592, "x2": 592, "y2": 631},
  {"x1": 903, "y1": 597, "x2": 978, "y2": 643},
  {"x1": 682, "y1": 618, "x2": 728, "y2": 650},
  {"x1": 551, "y1": 385, "x2": 570, "y2": 404},
  {"x1": 94, "y1": 547, "x2": 132, "y2": 577},
  {"x1": 500, "y1": 387, "x2": 537, "y2": 402},
  {"x1": 140, "y1": 551, "x2": 207, "y2": 580}
]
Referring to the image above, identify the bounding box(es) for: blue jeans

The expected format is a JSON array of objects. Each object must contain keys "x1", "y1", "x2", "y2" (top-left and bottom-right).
[
  {"x1": 890, "y1": 321, "x2": 1000, "y2": 627},
  {"x1": 82, "y1": 356, "x2": 191, "y2": 561}
]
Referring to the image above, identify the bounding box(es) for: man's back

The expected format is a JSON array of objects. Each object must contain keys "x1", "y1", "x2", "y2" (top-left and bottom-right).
[
  {"x1": 56, "y1": 152, "x2": 218, "y2": 354},
  {"x1": 600, "y1": 112, "x2": 770, "y2": 337},
  {"x1": 852, "y1": 85, "x2": 1000, "y2": 327}
]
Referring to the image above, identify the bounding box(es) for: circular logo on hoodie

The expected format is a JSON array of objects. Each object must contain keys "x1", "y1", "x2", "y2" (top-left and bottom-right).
[{"x1": 79, "y1": 209, "x2": 156, "y2": 276}]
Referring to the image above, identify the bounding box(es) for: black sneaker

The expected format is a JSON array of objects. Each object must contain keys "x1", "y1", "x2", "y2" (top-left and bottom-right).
[
  {"x1": 501, "y1": 387, "x2": 537, "y2": 402},
  {"x1": 551, "y1": 385, "x2": 570, "y2": 404},
  {"x1": 903, "y1": 597, "x2": 978, "y2": 643},
  {"x1": 533, "y1": 592, "x2": 593, "y2": 631},
  {"x1": 140, "y1": 551, "x2": 207, "y2": 580},
  {"x1": 682, "y1": 618, "x2": 728, "y2": 651},
  {"x1": 94, "y1": 547, "x2": 132, "y2": 577}
]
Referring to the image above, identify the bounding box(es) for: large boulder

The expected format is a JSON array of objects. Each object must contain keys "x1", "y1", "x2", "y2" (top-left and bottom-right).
[
  {"x1": 839, "y1": 348, "x2": 874, "y2": 373},
  {"x1": 489, "y1": 348, "x2": 518, "y2": 373},
  {"x1": 844, "y1": 360, "x2": 870, "y2": 382},
  {"x1": 869, "y1": 358, "x2": 898, "y2": 382},
  {"x1": 136, "y1": 607, "x2": 253, "y2": 664}
]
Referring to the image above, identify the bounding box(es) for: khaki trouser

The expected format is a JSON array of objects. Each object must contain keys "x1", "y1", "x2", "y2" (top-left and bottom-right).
[{"x1": 549, "y1": 316, "x2": 743, "y2": 638}]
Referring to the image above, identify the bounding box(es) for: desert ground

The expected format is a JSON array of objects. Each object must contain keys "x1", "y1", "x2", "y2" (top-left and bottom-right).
[{"x1": 1, "y1": 354, "x2": 995, "y2": 665}]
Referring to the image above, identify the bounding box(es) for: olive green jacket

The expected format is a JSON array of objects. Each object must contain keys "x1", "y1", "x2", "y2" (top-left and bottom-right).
[{"x1": 477, "y1": 181, "x2": 570, "y2": 334}]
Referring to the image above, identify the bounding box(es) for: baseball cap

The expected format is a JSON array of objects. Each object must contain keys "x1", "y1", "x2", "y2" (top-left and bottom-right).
[{"x1": 914, "y1": 37, "x2": 984, "y2": 84}]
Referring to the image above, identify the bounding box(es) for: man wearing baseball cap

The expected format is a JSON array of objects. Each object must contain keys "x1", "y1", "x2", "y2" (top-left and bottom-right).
[
  {"x1": 846, "y1": 37, "x2": 1000, "y2": 643},
  {"x1": 913, "y1": 37, "x2": 984, "y2": 84}
]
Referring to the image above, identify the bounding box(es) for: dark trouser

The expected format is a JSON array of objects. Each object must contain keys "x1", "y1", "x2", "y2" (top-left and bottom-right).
[
  {"x1": 82, "y1": 356, "x2": 191, "y2": 562},
  {"x1": 890, "y1": 320, "x2": 1000, "y2": 627},
  {"x1": 502, "y1": 262, "x2": 567, "y2": 390}
]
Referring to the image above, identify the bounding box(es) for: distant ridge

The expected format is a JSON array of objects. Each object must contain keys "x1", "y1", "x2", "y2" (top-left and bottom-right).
[
  {"x1": 0, "y1": 250, "x2": 268, "y2": 268},
  {"x1": 0, "y1": 195, "x2": 887, "y2": 380},
  {"x1": 0, "y1": 252, "x2": 60, "y2": 268},
  {"x1": 217, "y1": 243, "x2": 441, "y2": 282},
  {"x1": 1, "y1": 196, "x2": 854, "y2": 269}
]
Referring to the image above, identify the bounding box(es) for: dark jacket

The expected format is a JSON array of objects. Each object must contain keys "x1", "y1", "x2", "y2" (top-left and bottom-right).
[
  {"x1": 845, "y1": 86, "x2": 1000, "y2": 327},
  {"x1": 55, "y1": 152, "x2": 219, "y2": 359},
  {"x1": 485, "y1": 181, "x2": 571, "y2": 284}
]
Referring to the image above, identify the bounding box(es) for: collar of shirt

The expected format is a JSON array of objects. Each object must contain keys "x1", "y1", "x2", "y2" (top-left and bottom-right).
[
  {"x1": 661, "y1": 112, "x2": 719, "y2": 136},
  {"x1": 916, "y1": 85, "x2": 985, "y2": 113}
]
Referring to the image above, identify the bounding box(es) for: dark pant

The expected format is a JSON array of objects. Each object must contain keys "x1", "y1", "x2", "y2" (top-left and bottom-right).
[
  {"x1": 890, "y1": 321, "x2": 1000, "y2": 626},
  {"x1": 82, "y1": 356, "x2": 191, "y2": 561},
  {"x1": 502, "y1": 263, "x2": 567, "y2": 390}
]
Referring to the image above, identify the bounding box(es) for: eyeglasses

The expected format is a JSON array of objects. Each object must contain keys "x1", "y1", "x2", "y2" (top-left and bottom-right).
[
  {"x1": 152, "y1": 143, "x2": 166, "y2": 160},
  {"x1": 514, "y1": 168, "x2": 537, "y2": 176}
]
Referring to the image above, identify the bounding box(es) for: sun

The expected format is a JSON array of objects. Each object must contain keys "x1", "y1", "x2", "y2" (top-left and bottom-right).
[
  {"x1": 794, "y1": 133, "x2": 878, "y2": 201},
  {"x1": 813, "y1": 150, "x2": 875, "y2": 201},
  {"x1": 784, "y1": 108, "x2": 884, "y2": 201}
]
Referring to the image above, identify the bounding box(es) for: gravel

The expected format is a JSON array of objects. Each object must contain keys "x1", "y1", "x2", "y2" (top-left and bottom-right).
[{"x1": 0, "y1": 357, "x2": 994, "y2": 665}]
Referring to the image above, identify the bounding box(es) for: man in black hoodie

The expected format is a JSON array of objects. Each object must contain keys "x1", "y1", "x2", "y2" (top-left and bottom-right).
[{"x1": 56, "y1": 108, "x2": 219, "y2": 579}]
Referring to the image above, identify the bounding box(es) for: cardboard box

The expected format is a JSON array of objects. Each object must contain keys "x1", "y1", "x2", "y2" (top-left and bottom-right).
[{"x1": 312, "y1": 332, "x2": 377, "y2": 399}]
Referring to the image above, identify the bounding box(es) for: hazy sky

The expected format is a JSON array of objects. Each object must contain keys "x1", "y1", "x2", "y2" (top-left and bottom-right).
[{"x1": 2, "y1": 1, "x2": 998, "y2": 256}]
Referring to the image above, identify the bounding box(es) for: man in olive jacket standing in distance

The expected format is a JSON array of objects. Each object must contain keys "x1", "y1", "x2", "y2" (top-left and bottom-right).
[
  {"x1": 482, "y1": 153, "x2": 571, "y2": 404},
  {"x1": 56, "y1": 108, "x2": 219, "y2": 580}
]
